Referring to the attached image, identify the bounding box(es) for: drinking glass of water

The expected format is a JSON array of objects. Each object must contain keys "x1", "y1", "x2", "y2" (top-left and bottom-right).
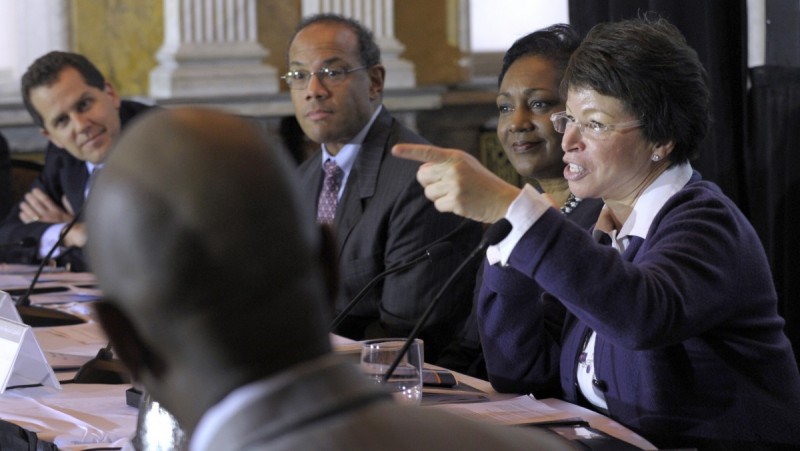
[{"x1": 360, "y1": 338, "x2": 423, "y2": 406}]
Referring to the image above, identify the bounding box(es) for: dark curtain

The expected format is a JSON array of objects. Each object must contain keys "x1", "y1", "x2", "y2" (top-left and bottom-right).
[
  {"x1": 568, "y1": 0, "x2": 749, "y2": 211},
  {"x1": 747, "y1": 66, "x2": 800, "y2": 364}
]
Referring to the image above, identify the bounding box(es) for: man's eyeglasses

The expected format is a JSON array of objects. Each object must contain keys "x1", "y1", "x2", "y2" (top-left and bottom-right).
[
  {"x1": 281, "y1": 66, "x2": 367, "y2": 90},
  {"x1": 550, "y1": 111, "x2": 642, "y2": 140}
]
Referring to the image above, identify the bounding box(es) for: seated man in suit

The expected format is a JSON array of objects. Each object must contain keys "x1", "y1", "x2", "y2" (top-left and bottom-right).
[
  {"x1": 289, "y1": 14, "x2": 482, "y2": 361},
  {"x1": 0, "y1": 51, "x2": 151, "y2": 271},
  {"x1": 85, "y1": 107, "x2": 574, "y2": 451}
]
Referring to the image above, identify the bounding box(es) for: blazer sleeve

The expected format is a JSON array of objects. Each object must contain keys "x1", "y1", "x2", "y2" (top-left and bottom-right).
[
  {"x1": 477, "y1": 261, "x2": 565, "y2": 395},
  {"x1": 0, "y1": 146, "x2": 81, "y2": 262},
  {"x1": 476, "y1": 197, "x2": 602, "y2": 394},
  {"x1": 506, "y1": 183, "x2": 779, "y2": 350}
]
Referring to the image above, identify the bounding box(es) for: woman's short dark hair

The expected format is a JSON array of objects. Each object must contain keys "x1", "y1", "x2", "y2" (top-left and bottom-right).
[
  {"x1": 563, "y1": 15, "x2": 710, "y2": 163},
  {"x1": 289, "y1": 13, "x2": 381, "y2": 68},
  {"x1": 498, "y1": 24, "x2": 581, "y2": 89},
  {"x1": 21, "y1": 51, "x2": 106, "y2": 128}
]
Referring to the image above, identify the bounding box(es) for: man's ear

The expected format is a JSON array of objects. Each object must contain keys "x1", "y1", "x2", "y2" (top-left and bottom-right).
[
  {"x1": 93, "y1": 301, "x2": 167, "y2": 381},
  {"x1": 318, "y1": 224, "x2": 339, "y2": 313},
  {"x1": 367, "y1": 64, "x2": 385, "y2": 101},
  {"x1": 103, "y1": 82, "x2": 122, "y2": 109}
]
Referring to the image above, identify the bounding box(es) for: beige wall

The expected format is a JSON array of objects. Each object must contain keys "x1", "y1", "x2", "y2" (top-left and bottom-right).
[
  {"x1": 72, "y1": 0, "x2": 163, "y2": 97},
  {"x1": 70, "y1": 0, "x2": 466, "y2": 97}
]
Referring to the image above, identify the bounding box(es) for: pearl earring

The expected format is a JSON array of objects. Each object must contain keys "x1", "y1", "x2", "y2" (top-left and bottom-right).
[{"x1": 651, "y1": 154, "x2": 661, "y2": 162}]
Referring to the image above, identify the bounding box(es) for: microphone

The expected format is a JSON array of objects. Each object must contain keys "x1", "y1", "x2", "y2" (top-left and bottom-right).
[
  {"x1": 14, "y1": 209, "x2": 87, "y2": 327},
  {"x1": 382, "y1": 218, "x2": 512, "y2": 382},
  {"x1": 329, "y1": 241, "x2": 453, "y2": 331},
  {"x1": 73, "y1": 342, "x2": 130, "y2": 384}
]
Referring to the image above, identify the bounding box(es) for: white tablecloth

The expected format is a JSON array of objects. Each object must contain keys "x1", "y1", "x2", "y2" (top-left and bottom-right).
[{"x1": 0, "y1": 383, "x2": 136, "y2": 450}]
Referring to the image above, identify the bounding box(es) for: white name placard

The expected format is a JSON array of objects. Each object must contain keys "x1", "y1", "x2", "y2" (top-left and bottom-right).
[
  {"x1": 0, "y1": 291, "x2": 60, "y2": 393},
  {"x1": 0, "y1": 291, "x2": 22, "y2": 323}
]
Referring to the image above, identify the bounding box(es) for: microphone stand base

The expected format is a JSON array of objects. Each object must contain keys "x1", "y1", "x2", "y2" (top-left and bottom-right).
[{"x1": 73, "y1": 356, "x2": 131, "y2": 384}]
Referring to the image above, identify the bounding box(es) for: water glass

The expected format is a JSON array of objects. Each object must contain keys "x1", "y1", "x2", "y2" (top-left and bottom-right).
[{"x1": 360, "y1": 338, "x2": 423, "y2": 406}]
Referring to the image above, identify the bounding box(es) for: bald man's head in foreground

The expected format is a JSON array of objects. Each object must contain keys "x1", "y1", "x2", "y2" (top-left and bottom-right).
[{"x1": 85, "y1": 107, "x2": 335, "y2": 432}]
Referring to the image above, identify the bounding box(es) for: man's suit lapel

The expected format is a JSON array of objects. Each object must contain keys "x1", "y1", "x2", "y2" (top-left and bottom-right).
[
  {"x1": 334, "y1": 108, "x2": 393, "y2": 253},
  {"x1": 299, "y1": 157, "x2": 324, "y2": 214}
]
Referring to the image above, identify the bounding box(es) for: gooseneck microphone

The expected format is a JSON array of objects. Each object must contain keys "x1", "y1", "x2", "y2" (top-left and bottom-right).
[
  {"x1": 382, "y1": 218, "x2": 513, "y2": 382},
  {"x1": 329, "y1": 241, "x2": 453, "y2": 331},
  {"x1": 14, "y1": 208, "x2": 87, "y2": 327}
]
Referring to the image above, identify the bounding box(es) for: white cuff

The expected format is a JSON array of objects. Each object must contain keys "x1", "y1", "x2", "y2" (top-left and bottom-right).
[
  {"x1": 486, "y1": 184, "x2": 554, "y2": 266},
  {"x1": 39, "y1": 223, "x2": 67, "y2": 258}
]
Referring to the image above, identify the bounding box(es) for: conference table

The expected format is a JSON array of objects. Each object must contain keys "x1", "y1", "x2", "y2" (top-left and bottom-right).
[{"x1": 0, "y1": 268, "x2": 655, "y2": 450}]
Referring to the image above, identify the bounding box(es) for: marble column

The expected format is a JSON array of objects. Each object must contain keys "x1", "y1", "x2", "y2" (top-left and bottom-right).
[
  {"x1": 149, "y1": 0, "x2": 278, "y2": 99},
  {"x1": 301, "y1": 0, "x2": 416, "y2": 88}
]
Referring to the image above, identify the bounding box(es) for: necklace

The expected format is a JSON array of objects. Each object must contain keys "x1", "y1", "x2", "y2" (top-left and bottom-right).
[{"x1": 560, "y1": 192, "x2": 582, "y2": 215}]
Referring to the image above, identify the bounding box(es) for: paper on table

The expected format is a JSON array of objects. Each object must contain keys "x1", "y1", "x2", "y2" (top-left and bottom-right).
[
  {"x1": 0, "y1": 268, "x2": 81, "y2": 294},
  {"x1": 0, "y1": 275, "x2": 33, "y2": 289},
  {"x1": 36, "y1": 272, "x2": 97, "y2": 285},
  {"x1": 29, "y1": 291, "x2": 101, "y2": 305},
  {"x1": 431, "y1": 395, "x2": 579, "y2": 425}
]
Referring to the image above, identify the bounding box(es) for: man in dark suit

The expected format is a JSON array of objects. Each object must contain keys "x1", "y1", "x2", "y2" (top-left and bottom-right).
[
  {"x1": 0, "y1": 51, "x2": 151, "y2": 271},
  {"x1": 86, "y1": 107, "x2": 575, "y2": 451},
  {"x1": 289, "y1": 14, "x2": 482, "y2": 361}
]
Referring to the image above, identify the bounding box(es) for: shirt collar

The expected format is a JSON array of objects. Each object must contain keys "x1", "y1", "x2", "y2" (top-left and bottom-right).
[
  {"x1": 320, "y1": 105, "x2": 383, "y2": 176},
  {"x1": 617, "y1": 162, "x2": 693, "y2": 240},
  {"x1": 86, "y1": 161, "x2": 103, "y2": 174}
]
